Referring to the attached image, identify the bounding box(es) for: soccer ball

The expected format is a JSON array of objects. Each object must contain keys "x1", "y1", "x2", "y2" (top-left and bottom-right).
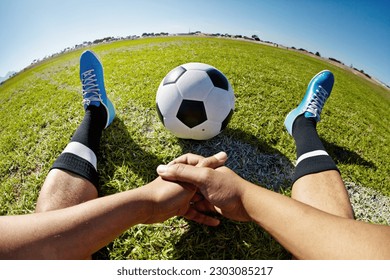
[{"x1": 156, "y1": 62, "x2": 235, "y2": 140}]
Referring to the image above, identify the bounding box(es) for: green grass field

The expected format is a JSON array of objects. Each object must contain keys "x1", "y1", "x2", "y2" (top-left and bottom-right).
[{"x1": 0, "y1": 36, "x2": 389, "y2": 259}]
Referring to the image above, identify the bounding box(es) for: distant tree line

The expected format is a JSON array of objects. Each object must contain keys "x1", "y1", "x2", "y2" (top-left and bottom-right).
[{"x1": 2, "y1": 31, "x2": 378, "y2": 86}]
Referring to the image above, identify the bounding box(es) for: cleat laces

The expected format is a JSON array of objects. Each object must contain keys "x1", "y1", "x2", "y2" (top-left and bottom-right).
[
  {"x1": 305, "y1": 85, "x2": 329, "y2": 120},
  {"x1": 81, "y1": 69, "x2": 102, "y2": 106}
]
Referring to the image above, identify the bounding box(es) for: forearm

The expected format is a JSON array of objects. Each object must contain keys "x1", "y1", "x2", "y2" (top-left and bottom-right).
[
  {"x1": 240, "y1": 181, "x2": 390, "y2": 259},
  {"x1": 0, "y1": 187, "x2": 152, "y2": 259}
]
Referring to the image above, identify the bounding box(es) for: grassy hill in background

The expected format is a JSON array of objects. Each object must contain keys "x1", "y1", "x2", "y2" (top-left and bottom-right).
[{"x1": 0, "y1": 37, "x2": 389, "y2": 259}]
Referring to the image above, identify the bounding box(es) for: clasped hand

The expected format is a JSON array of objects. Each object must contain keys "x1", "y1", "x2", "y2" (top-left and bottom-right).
[{"x1": 152, "y1": 152, "x2": 252, "y2": 225}]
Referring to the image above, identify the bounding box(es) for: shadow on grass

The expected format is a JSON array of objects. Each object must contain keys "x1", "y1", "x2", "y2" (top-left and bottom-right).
[
  {"x1": 173, "y1": 128, "x2": 294, "y2": 259},
  {"x1": 94, "y1": 123, "x2": 294, "y2": 259},
  {"x1": 94, "y1": 117, "x2": 164, "y2": 259},
  {"x1": 321, "y1": 138, "x2": 376, "y2": 169},
  {"x1": 179, "y1": 128, "x2": 295, "y2": 192},
  {"x1": 173, "y1": 219, "x2": 291, "y2": 260},
  {"x1": 97, "y1": 117, "x2": 162, "y2": 195}
]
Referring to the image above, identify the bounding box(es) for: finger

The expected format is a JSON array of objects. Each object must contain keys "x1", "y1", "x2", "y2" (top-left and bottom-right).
[
  {"x1": 196, "y1": 151, "x2": 228, "y2": 168},
  {"x1": 191, "y1": 192, "x2": 205, "y2": 203},
  {"x1": 184, "y1": 207, "x2": 220, "y2": 227},
  {"x1": 157, "y1": 163, "x2": 206, "y2": 185},
  {"x1": 177, "y1": 181, "x2": 198, "y2": 193},
  {"x1": 192, "y1": 199, "x2": 217, "y2": 213},
  {"x1": 168, "y1": 153, "x2": 205, "y2": 166}
]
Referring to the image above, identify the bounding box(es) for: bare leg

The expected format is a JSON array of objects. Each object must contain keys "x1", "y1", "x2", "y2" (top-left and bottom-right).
[
  {"x1": 36, "y1": 169, "x2": 97, "y2": 213},
  {"x1": 284, "y1": 70, "x2": 355, "y2": 259},
  {"x1": 291, "y1": 170, "x2": 354, "y2": 219},
  {"x1": 32, "y1": 50, "x2": 114, "y2": 259},
  {"x1": 34, "y1": 169, "x2": 98, "y2": 259},
  {"x1": 290, "y1": 171, "x2": 354, "y2": 259},
  {"x1": 35, "y1": 50, "x2": 113, "y2": 213}
]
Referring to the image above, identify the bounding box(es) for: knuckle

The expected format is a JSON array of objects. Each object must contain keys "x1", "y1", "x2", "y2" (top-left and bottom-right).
[
  {"x1": 198, "y1": 157, "x2": 211, "y2": 167},
  {"x1": 200, "y1": 168, "x2": 213, "y2": 182},
  {"x1": 174, "y1": 163, "x2": 187, "y2": 176}
]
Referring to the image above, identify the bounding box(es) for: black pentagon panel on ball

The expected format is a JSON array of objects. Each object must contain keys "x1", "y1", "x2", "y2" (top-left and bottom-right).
[
  {"x1": 163, "y1": 66, "x2": 187, "y2": 85},
  {"x1": 220, "y1": 109, "x2": 234, "y2": 131},
  {"x1": 177, "y1": 100, "x2": 207, "y2": 128},
  {"x1": 156, "y1": 103, "x2": 165, "y2": 125},
  {"x1": 206, "y1": 68, "x2": 229, "y2": 90}
]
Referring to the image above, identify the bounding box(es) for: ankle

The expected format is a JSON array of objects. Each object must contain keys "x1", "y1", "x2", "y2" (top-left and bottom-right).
[{"x1": 86, "y1": 104, "x2": 108, "y2": 131}]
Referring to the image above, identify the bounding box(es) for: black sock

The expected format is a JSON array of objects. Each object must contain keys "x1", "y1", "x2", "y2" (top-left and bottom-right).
[
  {"x1": 292, "y1": 115, "x2": 339, "y2": 183},
  {"x1": 71, "y1": 106, "x2": 107, "y2": 155},
  {"x1": 51, "y1": 105, "x2": 107, "y2": 189}
]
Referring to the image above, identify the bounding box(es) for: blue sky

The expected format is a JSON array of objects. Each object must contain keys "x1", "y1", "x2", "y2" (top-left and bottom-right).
[{"x1": 1, "y1": 0, "x2": 389, "y2": 85}]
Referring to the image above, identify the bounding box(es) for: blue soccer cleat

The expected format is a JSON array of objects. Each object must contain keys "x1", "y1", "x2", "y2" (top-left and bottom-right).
[
  {"x1": 284, "y1": 70, "x2": 334, "y2": 135},
  {"x1": 80, "y1": 50, "x2": 115, "y2": 128}
]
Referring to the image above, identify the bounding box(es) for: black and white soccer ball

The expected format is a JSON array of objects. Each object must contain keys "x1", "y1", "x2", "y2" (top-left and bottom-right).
[{"x1": 156, "y1": 62, "x2": 235, "y2": 140}]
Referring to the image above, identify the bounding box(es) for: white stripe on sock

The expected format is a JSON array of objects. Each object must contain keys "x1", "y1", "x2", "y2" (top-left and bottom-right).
[
  {"x1": 296, "y1": 150, "x2": 329, "y2": 165},
  {"x1": 62, "y1": 142, "x2": 97, "y2": 170}
]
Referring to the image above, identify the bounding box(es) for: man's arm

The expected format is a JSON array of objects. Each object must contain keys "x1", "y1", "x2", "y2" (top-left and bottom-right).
[
  {"x1": 0, "y1": 177, "x2": 213, "y2": 259},
  {"x1": 239, "y1": 179, "x2": 390, "y2": 259},
  {"x1": 157, "y1": 155, "x2": 390, "y2": 259}
]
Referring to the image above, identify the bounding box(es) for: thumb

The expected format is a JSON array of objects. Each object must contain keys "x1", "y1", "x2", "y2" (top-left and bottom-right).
[
  {"x1": 196, "y1": 151, "x2": 228, "y2": 168},
  {"x1": 157, "y1": 163, "x2": 205, "y2": 186}
]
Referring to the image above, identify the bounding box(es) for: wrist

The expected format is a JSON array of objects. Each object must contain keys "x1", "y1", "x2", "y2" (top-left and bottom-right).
[
  {"x1": 127, "y1": 186, "x2": 155, "y2": 224},
  {"x1": 237, "y1": 180, "x2": 261, "y2": 222},
  {"x1": 135, "y1": 179, "x2": 163, "y2": 224}
]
